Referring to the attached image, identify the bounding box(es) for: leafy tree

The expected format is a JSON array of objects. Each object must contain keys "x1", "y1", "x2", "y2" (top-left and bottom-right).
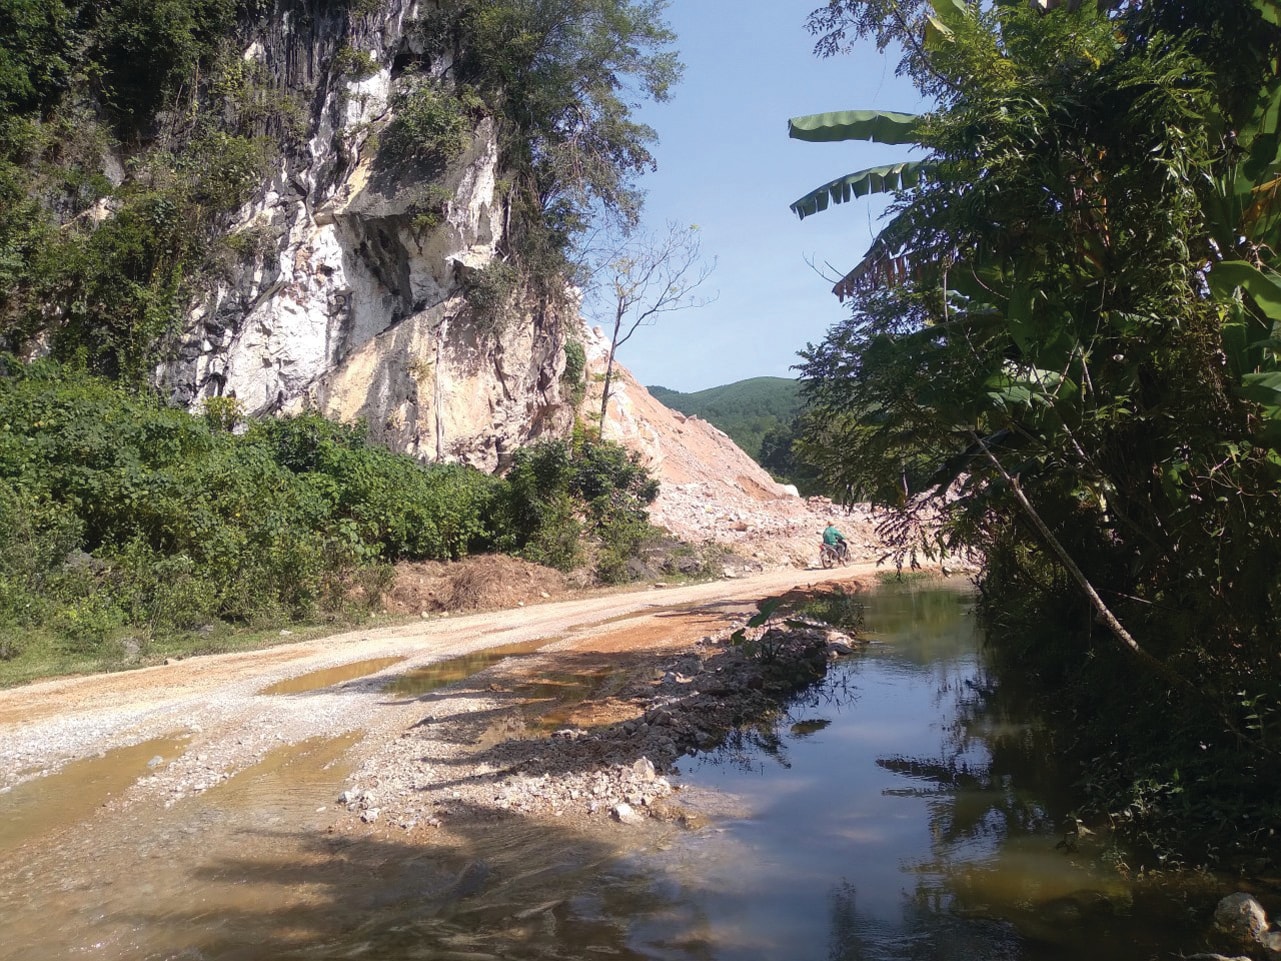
[
  {"x1": 759, "y1": 415, "x2": 825, "y2": 495},
  {"x1": 419, "y1": 0, "x2": 681, "y2": 287},
  {"x1": 0, "y1": 0, "x2": 75, "y2": 114},
  {"x1": 493, "y1": 432, "x2": 659, "y2": 577},
  {"x1": 793, "y1": 0, "x2": 1281, "y2": 862},
  {"x1": 80, "y1": 0, "x2": 252, "y2": 129}
]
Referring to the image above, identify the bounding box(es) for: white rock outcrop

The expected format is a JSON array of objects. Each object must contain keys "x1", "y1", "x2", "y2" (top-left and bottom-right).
[{"x1": 159, "y1": 0, "x2": 572, "y2": 471}]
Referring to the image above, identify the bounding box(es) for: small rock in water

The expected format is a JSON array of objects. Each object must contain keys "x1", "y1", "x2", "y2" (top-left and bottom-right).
[
  {"x1": 611, "y1": 802, "x2": 645, "y2": 825},
  {"x1": 147, "y1": 756, "x2": 165, "y2": 769}
]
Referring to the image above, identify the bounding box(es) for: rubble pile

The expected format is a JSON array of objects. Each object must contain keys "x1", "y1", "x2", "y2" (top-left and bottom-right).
[
  {"x1": 340, "y1": 617, "x2": 865, "y2": 832},
  {"x1": 582, "y1": 329, "x2": 890, "y2": 569}
]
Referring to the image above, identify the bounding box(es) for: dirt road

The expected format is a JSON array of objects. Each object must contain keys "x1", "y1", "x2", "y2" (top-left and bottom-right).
[
  {"x1": 0, "y1": 562, "x2": 930, "y2": 961},
  {"x1": 0, "y1": 565, "x2": 884, "y2": 798}
]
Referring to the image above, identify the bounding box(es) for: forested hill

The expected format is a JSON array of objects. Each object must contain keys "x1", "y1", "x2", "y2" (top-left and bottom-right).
[{"x1": 647, "y1": 377, "x2": 801, "y2": 460}]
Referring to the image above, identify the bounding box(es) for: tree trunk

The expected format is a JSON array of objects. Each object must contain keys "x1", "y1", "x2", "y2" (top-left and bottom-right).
[{"x1": 598, "y1": 351, "x2": 616, "y2": 435}]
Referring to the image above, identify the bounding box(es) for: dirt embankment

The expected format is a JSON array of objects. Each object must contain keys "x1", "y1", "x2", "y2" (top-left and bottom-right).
[
  {"x1": 382, "y1": 555, "x2": 571, "y2": 617},
  {"x1": 583, "y1": 327, "x2": 887, "y2": 569}
]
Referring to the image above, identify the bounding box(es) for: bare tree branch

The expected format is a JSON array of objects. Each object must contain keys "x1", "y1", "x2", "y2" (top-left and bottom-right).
[{"x1": 588, "y1": 222, "x2": 716, "y2": 432}]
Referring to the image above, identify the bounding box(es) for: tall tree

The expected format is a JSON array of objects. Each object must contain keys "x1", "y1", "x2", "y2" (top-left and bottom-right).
[
  {"x1": 793, "y1": 0, "x2": 1281, "y2": 861},
  {"x1": 421, "y1": 0, "x2": 681, "y2": 287}
]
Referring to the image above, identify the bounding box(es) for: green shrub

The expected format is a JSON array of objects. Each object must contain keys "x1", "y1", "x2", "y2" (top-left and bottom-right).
[
  {"x1": 408, "y1": 184, "x2": 454, "y2": 234},
  {"x1": 494, "y1": 434, "x2": 659, "y2": 579},
  {"x1": 0, "y1": 0, "x2": 75, "y2": 115},
  {"x1": 202, "y1": 395, "x2": 244, "y2": 432},
  {"x1": 463, "y1": 259, "x2": 519, "y2": 333},
  {"x1": 594, "y1": 511, "x2": 656, "y2": 584},
  {"x1": 561, "y1": 339, "x2": 586, "y2": 407},
  {"x1": 383, "y1": 82, "x2": 470, "y2": 165},
  {"x1": 335, "y1": 44, "x2": 379, "y2": 80},
  {"x1": 0, "y1": 365, "x2": 507, "y2": 656},
  {"x1": 92, "y1": 0, "x2": 240, "y2": 127},
  {"x1": 188, "y1": 132, "x2": 271, "y2": 211}
]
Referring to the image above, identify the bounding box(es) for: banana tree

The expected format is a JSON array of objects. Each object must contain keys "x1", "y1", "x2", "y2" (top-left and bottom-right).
[{"x1": 787, "y1": 109, "x2": 931, "y2": 298}]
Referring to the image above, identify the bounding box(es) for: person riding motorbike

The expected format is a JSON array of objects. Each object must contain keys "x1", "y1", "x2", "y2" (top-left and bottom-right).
[{"x1": 822, "y1": 522, "x2": 849, "y2": 563}]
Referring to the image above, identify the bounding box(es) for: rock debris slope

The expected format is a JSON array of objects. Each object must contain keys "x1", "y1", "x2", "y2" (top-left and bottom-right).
[{"x1": 582, "y1": 327, "x2": 883, "y2": 568}]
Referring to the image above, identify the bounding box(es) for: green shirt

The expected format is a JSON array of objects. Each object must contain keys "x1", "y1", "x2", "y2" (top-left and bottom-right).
[{"x1": 823, "y1": 525, "x2": 844, "y2": 546}]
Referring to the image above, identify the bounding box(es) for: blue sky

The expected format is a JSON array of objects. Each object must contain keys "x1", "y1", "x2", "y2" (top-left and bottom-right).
[{"x1": 601, "y1": 1, "x2": 926, "y2": 392}]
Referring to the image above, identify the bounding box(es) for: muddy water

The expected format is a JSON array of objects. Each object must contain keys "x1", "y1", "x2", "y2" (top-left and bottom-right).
[
  {"x1": 383, "y1": 638, "x2": 551, "y2": 697},
  {"x1": 260, "y1": 655, "x2": 406, "y2": 695},
  {"x1": 0, "y1": 733, "x2": 190, "y2": 854},
  {"x1": 0, "y1": 585, "x2": 1212, "y2": 960}
]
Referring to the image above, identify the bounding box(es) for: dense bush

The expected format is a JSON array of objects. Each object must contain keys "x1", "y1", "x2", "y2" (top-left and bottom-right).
[
  {"x1": 493, "y1": 430, "x2": 660, "y2": 581},
  {"x1": 0, "y1": 363, "x2": 501, "y2": 664},
  {"x1": 461, "y1": 258, "x2": 520, "y2": 333},
  {"x1": 561, "y1": 338, "x2": 586, "y2": 407},
  {"x1": 382, "y1": 82, "x2": 473, "y2": 166},
  {"x1": 0, "y1": 364, "x2": 673, "y2": 676}
]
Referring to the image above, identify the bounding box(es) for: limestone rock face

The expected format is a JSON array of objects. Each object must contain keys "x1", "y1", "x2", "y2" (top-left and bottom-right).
[{"x1": 158, "y1": 0, "x2": 572, "y2": 470}]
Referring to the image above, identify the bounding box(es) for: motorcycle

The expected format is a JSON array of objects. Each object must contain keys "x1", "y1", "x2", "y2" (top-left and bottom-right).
[{"x1": 819, "y1": 540, "x2": 849, "y2": 568}]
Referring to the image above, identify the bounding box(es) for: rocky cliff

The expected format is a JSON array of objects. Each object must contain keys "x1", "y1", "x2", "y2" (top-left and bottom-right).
[{"x1": 158, "y1": 0, "x2": 572, "y2": 471}]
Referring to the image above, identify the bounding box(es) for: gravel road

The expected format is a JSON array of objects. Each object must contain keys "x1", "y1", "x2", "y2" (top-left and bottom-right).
[{"x1": 0, "y1": 564, "x2": 885, "y2": 813}]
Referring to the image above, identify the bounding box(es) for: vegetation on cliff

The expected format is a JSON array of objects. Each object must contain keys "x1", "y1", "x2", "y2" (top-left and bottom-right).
[
  {"x1": 0, "y1": 0, "x2": 679, "y2": 375},
  {"x1": 795, "y1": 0, "x2": 1281, "y2": 867}
]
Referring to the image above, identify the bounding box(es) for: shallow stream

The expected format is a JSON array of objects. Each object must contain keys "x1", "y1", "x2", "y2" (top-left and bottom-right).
[{"x1": 0, "y1": 583, "x2": 1213, "y2": 959}]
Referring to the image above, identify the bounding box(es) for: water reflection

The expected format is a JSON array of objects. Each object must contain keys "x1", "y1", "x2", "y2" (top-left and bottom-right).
[
  {"x1": 673, "y1": 581, "x2": 1202, "y2": 961},
  {"x1": 0, "y1": 581, "x2": 1213, "y2": 960}
]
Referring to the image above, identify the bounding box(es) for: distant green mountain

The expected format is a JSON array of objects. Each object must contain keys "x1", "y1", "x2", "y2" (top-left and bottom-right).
[{"x1": 647, "y1": 377, "x2": 803, "y2": 460}]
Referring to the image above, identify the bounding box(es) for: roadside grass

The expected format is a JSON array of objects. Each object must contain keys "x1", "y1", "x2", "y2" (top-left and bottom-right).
[{"x1": 0, "y1": 617, "x2": 389, "y2": 689}]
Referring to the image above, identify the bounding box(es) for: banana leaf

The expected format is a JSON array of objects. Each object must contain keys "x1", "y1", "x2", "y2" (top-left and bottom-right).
[
  {"x1": 790, "y1": 161, "x2": 930, "y2": 220},
  {"x1": 1208, "y1": 260, "x2": 1281, "y2": 319},
  {"x1": 787, "y1": 110, "x2": 921, "y2": 145},
  {"x1": 1252, "y1": 0, "x2": 1281, "y2": 27}
]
